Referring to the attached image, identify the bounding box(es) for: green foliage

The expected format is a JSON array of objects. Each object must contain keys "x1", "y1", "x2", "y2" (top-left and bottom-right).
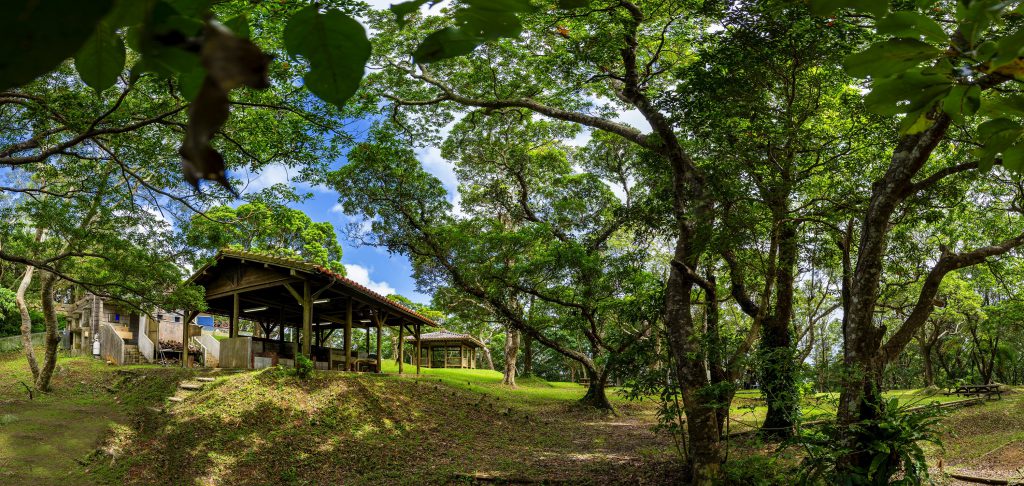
[
  {"x1": 817, "y1": 0, "x2": 1024, "y2": 170},
  {"x1": 293, "y1": 353, "x2": 314, "y2": 380},
  {"x1": 283, "y1": 6, "x2": 370, "y2": 107},
  {"x1": 183, "y1": 201, "x2": 346, "y2": 275},
  {"x1": 790, "y1": 398, "x2": 945, "y2": 485},
  {"x1": 1, "y1": 0, "x2": 116, "y2": 91}
]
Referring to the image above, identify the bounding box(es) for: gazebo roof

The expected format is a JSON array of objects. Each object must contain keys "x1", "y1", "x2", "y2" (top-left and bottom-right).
[{"x1": 405, "y1": 330, "x2": 484, "y2": 348}]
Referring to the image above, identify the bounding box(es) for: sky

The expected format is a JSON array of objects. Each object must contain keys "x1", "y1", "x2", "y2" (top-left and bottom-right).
[{"x1": 239, "y1": 1, "x2": 654, "y2": 306}]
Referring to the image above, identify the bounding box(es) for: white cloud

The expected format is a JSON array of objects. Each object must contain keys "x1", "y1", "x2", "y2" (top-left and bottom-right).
[
  {"x1": 330, "y1": 203, "x2": 344, "y2": 213},
  {"x1": 416, "y1": 145, "x2": 458, "y2": 194},
  {"x1": 344, "y1": 263, "x2": 397, "y2": 296},
  {"x1": 240, "y1": 164, "x2": 329, "y2": 195},
  {"x1": 616, "y1": 109, "x2": 652, "y2": 132}
]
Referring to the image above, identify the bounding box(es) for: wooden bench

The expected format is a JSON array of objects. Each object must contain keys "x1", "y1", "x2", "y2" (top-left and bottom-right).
[
  {"x1": 578, "y1": 378, "x2": 590, "y2": 387},
  {"x1": 944, "y1": 383, "x2": 1004, "y2": 400}
]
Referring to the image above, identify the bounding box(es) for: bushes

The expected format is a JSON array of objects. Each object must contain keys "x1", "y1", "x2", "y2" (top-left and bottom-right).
[
  {"x1": 293, "y1": 353, "x2": 314, "y2": 380},
  {"x1": 789, "y1": 398, "x2": 945, "y2": 485}
]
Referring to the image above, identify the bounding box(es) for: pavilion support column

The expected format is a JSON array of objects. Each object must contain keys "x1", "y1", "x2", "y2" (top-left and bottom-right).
[
  {"x1": 375, "y1": 313, "x2": 383, "y2": 373},
  {"x1": 398, "y1": 324, "x2": 405, "y2": 374},
  {"x1": 181, "y1": 310, "x2": 199, "y2": 368},
  {"x1": 302, "y1": 281, "x2": 312, "y2": 357},
  {"x1": 230, "y1": 293, "x2": 239, "y2": 338},
  {"x1": 344, "y1": 299, "x2": 353, "y2": 372},
  {"x1": 415, "y1": 323, "x2": 421, "y2": 375}
]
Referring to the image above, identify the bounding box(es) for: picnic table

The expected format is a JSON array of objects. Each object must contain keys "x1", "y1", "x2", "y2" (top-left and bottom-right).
[{"x1": 945, "y1": 383, "x2": 1004, "y2": 399}]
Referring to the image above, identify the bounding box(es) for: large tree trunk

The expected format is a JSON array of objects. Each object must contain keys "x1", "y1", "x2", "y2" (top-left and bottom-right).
[
  {"x1": 665, "y1": 240, "x2": 721, "y2": 485},
  {"x1": 35, "y1": 271, "x2": 60, "y2": 392},
  {"x1": 580, "y1": 366, "x2": 612, "y2": 410},
  {"x1": 502, "y1": 325, "x2": 519, "y2": 386},
  {"x1": 760, "y1": 218, "x2": 799, "y2": 439},
  {"x1": 922, "y1": 342, "x2": 935, "y2": 387},
  {"x1": 523, "y1": 333, "x2": 533, "y2": 377},
  {"x1": 17, "y1": 265, "x2": 39, "y2": 382}
]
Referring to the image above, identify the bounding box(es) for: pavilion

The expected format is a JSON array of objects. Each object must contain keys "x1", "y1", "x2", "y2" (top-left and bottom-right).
[
  {"x1": 182, "y1": 249, "x2": 435, "y2": 373},
  {"x1": 404, "y1": 330, "x2": 485, "y2": 369}
]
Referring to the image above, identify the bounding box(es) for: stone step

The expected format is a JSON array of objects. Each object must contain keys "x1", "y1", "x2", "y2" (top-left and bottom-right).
[
  {"x1": 167, "y1": 396, "x2": 183, "y2": 403},
  {"x1": 178, "y1": 382, "x2": 203, "y2": 391},
  {"x1": 196, "y1": 377, "x2": 215, "y2": 382}
]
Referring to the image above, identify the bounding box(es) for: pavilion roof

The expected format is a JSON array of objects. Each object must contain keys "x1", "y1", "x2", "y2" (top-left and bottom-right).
[
  {"x1": 186, "y1": 248, "x2": 436, "y2": 328},
  {"x1": 405, "y1": 329, "x2": 484, "y2": 348}
]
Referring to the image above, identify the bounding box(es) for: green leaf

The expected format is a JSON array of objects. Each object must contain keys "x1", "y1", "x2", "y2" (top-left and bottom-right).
[
  {"x1": 558, "y1": 0, "x2": 592, "y2": 8},
  {"x1": 224, "y1": 15, "x2": 250, "y2": 39},
  {"x1": 992, "y1": 28, "x2": 1024, "y2": 68},
  {"x1": 74, "y1": 24, "x2": 127, "y2": 94},
  {"x1": 844, "y1": 39, "x2": 940, "y2": 78},
  {"x1": 390, "y1": 0, "x2": 430, "y2": 28},
  {"x1": 284, "y1": 6, "x2": 371, "y2": 108},
  {"x1": 165, "y1": 0, "x2": 210, "y2": 16},
  {"x1": 808, "y1": 0, "x2": 888, "y2": 17},
  {"x1": 0, "y1": 0, "x2": 116, "y2": 91},
  {"x1": 412, "y1": 27, "x2": 483, "y2": 63},
  {"x1": 899, "y1": 102, "x2": 939, "y2": 135},
  {"x1": 1001, "y1": 144, "x2": 1024, "y2": 172},
  {"x1": 975, "y1": 118, "x2": 1023, "y2": 169},
  {"x1": 940, "y1": 84, "x2": 981, "y2": 122},
  {"x1": 177, "y1": 68, "x2": 205, "y2": 101},
  {"x1": 876, "y1": 11, "x2": 948, "y2": 44},
  {"x1": 864, "y1": 71, "x2": 951, "y2": 116},
  {"x1": 456, "y1": 9, "x2": 523, "y2": 41},
  {"x1": 463, "y1": 0, "x2": 538, "y2": 13}
]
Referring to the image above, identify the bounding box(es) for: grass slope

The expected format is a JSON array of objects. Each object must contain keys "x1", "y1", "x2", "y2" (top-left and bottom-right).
[{"x1": 90, "y1": 365, "x2": 678, "y2": 485}]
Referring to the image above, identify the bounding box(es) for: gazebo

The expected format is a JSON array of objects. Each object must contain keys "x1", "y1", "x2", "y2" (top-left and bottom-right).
[
  {"x1": 182, "y1": 249, "x2": 435, "y2": 373},
  {"x1": 404, "y1": 330, "x2": 485, "y2": 369}
]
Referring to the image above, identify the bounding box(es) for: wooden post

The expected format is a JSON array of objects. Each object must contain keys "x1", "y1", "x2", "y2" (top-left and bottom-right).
[
  {"x1": 344, "y1": 298, "x2": 353, "y2": 372},
  {"x1": 375, "y1": 312, "x2": 383, "y2": 373},
  {"x1": 397, "y1": 322, "x2": 404, "y2": 374},
  {"x1": 182, "y1": 311, "x2": 189, "y2": 369},
  {"x1": 230, "y1": 293, "x2": 239, "y2": 338},
  {"x1": 365, "y1": 327, "x2": 370, "y2": 351},
  {"x1": 302, "y1": 281, "x2": 312, "y2": 357},
  {"x1": 414, "y1": 323, "x2": 421, "y2": 375}
]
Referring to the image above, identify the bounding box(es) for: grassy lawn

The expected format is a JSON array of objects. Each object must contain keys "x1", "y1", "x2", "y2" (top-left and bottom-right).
[
  {"x1": 3, "y1": 349, "x2": 1019, "y2": 485},
  {"x1": 0, "y1": 350, "x2": 191, "y2": 485}
]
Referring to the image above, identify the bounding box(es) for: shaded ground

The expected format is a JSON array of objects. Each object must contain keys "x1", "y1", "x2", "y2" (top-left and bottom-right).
[{"x1": 926, "y1": 389, "x2": 1024, "y2": 484}]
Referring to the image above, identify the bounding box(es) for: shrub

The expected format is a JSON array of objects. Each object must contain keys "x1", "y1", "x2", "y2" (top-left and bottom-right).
[
  {"x1": 293, "y1": 353, "x2": 314, "y2": 380},
  {"x1": 788, "y1": 398, "x2": 945, "y2": 485}
]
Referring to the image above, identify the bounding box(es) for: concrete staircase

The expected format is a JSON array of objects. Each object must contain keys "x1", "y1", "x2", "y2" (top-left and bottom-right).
[
  {"x1": 167, "y1": 376, "x2": 216, "y2": 406},
  {"x1": 122, "y1": 344, "x2": 148, "y2": 365}
]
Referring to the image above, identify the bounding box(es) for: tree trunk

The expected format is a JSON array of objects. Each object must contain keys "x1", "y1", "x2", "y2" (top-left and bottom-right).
[
  {"x1": 482, "y1": 342, "x2": 495, "y2": 371},
  {"x1": 523, "y1": 333, "x2": 533, "y2": 377},
  {"x1": 17, "y1": 265, "x2": 39, "y2": 382},
  {"x1": 922, "y1": 343, "x2": 935, "y2": 387},
  {"x1": 35, "y1": 271, "x2": 60, "y2": 392},
  {"x1": 502, "y1": 325, "x2": 519, "y2": 386},
  {"x1": 664, "y1": 240, "x2": 721, "y2": 485},
  {"x1": 580, "y1": 366, "x2": 612, "y2": 410},
  {"x1": 760, "y1": 219, "x2": 799, "y2": 439}
]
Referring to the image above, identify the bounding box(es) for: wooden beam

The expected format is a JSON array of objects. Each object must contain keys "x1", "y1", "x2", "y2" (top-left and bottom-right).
[
  {"x1": 311, "y1": 280, "x2": 336, "y2": 300},
  {"x1": 302, "y1": 280, "x2": 312, "y2": 356},
  {"x1": 344, "y1": 298, "x2": 353, "y2": 372},
  {"x1": 397, "y1": 320, "x2": 404, "y2": 374},
  {"x1": 230, "y1": 293, "x2": 239, "y2": 338},
  {"x1": 415, "y1": 323, "x2": 421, "y2": 375},
  {"x1": 182, "y1": 310, "x2": 199, "y2": 368},
  {"x1": 375, "y1": 311, "x2": 383, "y2": 373},
  {"x1": 283, "y1": 282, "x2": 302, "y2": 304},
  {"x1": 205, "y1": 277, "x2": 303, "y2": 300}
]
